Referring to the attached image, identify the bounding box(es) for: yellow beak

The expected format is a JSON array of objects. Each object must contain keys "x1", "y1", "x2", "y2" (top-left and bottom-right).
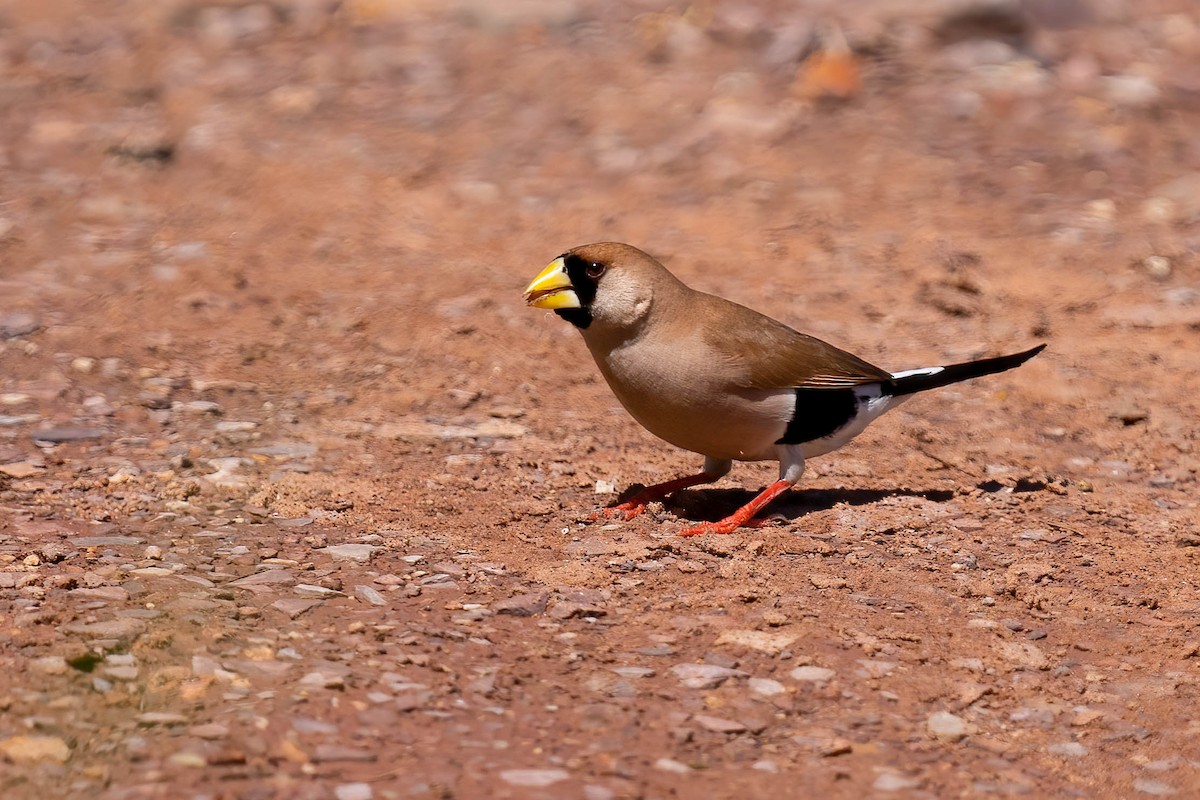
[{"x1": 523, "y1": 257, "x2": 581, "y2": 310}]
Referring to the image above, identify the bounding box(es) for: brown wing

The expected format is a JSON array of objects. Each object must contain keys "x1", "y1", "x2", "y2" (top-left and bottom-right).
[{"x1": 695, "y1": 292, "x2": 891, "y2": 390}]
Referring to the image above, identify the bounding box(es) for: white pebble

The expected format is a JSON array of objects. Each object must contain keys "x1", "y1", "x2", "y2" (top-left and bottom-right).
[
  {"x1": 927, "y1": 711, "x2": 973, "y2": 742},
  {"x1": 789, "y1": 665, "x2": 836, "y2": 682},
  {"x1": 498, "y1": 769, "x2": 570, "y2": 787},
  {"x1": 1143, "y1": 256, "x2": 1171, "y2": 279},
  {"x1": 334, "y1": 783, "x2": 373, "y2": 800},
  {"x1": 749, "y1": 677, "x2": 787, "y2": 696}
]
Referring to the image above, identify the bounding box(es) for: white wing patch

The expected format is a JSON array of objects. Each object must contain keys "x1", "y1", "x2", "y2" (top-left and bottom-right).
[{"x1": 890, "y1": 365, "x2": 944, "y2": 380}]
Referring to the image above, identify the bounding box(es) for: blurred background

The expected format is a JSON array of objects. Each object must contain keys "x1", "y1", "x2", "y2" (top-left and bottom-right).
[{"x1": 1, "y1": 0, "x2": 1197, "y2": 502}]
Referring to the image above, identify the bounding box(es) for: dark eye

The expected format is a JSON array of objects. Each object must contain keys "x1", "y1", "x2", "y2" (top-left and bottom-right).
[{"x1": 586, "y1": 261, "x2": 606, "y2": 279}]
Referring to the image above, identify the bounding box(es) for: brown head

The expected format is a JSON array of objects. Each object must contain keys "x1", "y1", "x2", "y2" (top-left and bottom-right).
[{"x1": 522, "y1": 242, "x2": 685, "y2": 333}]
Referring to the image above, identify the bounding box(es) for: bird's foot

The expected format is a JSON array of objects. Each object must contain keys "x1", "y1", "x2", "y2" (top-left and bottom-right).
[
  {"x1": 678, "y1": 513, "x2": 781, "y2": 537},
  {"x1": 679, "y1": 519, "x2": 742, "y2": 537},
  {"x1": 588, "y1": 501, "x2": 646, "y2": 522}
]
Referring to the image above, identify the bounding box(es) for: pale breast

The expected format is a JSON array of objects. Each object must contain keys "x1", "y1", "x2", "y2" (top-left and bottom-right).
[{"x1": 588, "y1": 333, "x2": 792, "y2": 462}]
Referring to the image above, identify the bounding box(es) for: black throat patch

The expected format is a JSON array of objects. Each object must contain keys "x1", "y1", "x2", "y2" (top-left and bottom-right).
[{"x1": 555, "y1": 308, "x2": 593, "y2": 328}]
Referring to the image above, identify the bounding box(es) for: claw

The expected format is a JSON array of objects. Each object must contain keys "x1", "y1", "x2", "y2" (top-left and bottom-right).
[
  {"x1": 679, "y1": 520, "x2": 742, "y2": 536},
  {"x1": 589, "y1": 501, "x2": 645, "y2": 522}
]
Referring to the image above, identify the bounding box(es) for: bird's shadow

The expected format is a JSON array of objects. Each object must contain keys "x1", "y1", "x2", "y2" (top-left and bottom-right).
[{"x1": 618, "y1": 485, "x2": 956, "y2": 523}]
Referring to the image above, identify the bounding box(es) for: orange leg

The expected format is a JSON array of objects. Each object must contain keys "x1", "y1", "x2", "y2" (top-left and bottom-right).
[
  {"x1": 679, "y1": 479, "x2": 793, "y2": 537},
  {"x1": 590, "y1": 471, "x2": 721, "y2": 522}
]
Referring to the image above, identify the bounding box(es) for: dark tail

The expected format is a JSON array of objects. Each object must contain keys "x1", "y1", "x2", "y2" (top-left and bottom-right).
[{"x1": 885, "y1": 344, "x2": 1046, "y2": 397}]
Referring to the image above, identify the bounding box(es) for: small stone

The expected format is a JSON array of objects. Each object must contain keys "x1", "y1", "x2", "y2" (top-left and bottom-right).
[
  {"x1": 817, "y1": 738, "x2": 854, "y2": 757},
  {"x1": 268, "y1": 85, "x2": 321, "y2": 117},
  {"x1": 1133, "y1": 779, "x2": 1177, "y2": 796},
  {"x1": 0, "y1": 462, "x2": 42, "y2": 478},
  {"x1": 927, "y1": 711, "x2": 973, "y2": 742},
  {"x1": 271, "y1": 598, "x2": 322, "y2": 619},
  {"x1": 204, "y1": 457, "x2": 248, "y2": 487},
  {"x1": 498, "y1": 769, "x2": 570, "y2": 787},
  {"x1": 1104, "y1": 74, "x2": 1160, "y2": 108},
  {"x1": 494, "y1": 591, "x2": 549, "y2": 617},
  {"x1": 0, "y1": 311, "x2": 39, "y2": 339},
  {"x1": 229, "y1": 569, "x2": 296, "y2": 590},
  {"x1": 130, "y1": 567, "x2": 174, "y2": 577},
  {"x1": 294, "y1": 584, "x2": 343, "y2": 598},
  {"x1": 293, "y1": 717, "x2": 339, "y2": 735},
  {"x1": 215, "y1": 420, "x2": 258, "y2": 433},
  {"x1": 334, "y1": 783, "x2": 374, "y2": 800},
  {"x1": 654, "y1": 758, "x2": 692, "y2": 774},
  {"x1": 1144, "y1": 256, "x2": 1172, "y2": 279},
  {"x1": 1071, "y1": 707, "x2": 1105, "y2": 726},
  {"x1": 715, "y1": 629, "x2": 798, "y2": 655},
  {"x1": 1112, "y1": 406, "x2": 1150, "y2": 426},
  {"x1": 31, "y1": 426, "x2": 105, "y2": 443},
  {"x1": 610, "y1": 666, "x2": 655, "y2": 678},
  {"x1": 1153, "y1": 173, "x2": 1200, "y2": 221},
  {"x1": 30, "y1": 656, "x2": 69, "y2": 675},
  {"x1": 749, "y1": 678, "x2": 787, "y2": 697},
  {"x1": 168, "y1": 751, "x2": 207, "y2": 768},
  {"x1": 790, "y1": 665, "x2": 836, "y2": 683},
  {"x1": 354, "y1": 585, "x2": 388, "y2": 606},
  {"x1": 1010, "y1": 706, "x2": 1056, "y2": 727},
  {"x1": 996, "y1": 640, "x2": 1051, "y2": 671},
  {"x1": 693, "y1": 714, "x2": 747, "y2": 734},
  {"x1": 105, "y1": 665, "x2": 139, "y2": 681},
  {"x1": 64, "y1": 618, "x2": 145, "y2": 645},
  {"x1": 548, "y1": 601, "x2": 605, "y2": 620},
  {"x1": 300, "y1": 672, "x2": 347, "y2": 690},
  {"x1": 857, "y1": 659, "x2": 898, "y2": 679},
  {"x1": 1048, "y1": 741, "x2": 1088, "y2": 757},
  {"x1": 958, "y1": 682, "x2": 991, "y2": 706},
  {"x1": 71, "y1": 535, "x2": 143, "y2": 547},
  {"x1": 0, "y1": 735, "x2": 71, "y2": 764},
  {"x1": 669, "y1": 663, "x2": 747, "y2": 689},
  {"x1": 177, "y1": 400, "x2": 223, "y2": 415},
  {"x1": 761, "y1": 610, "x2": 788, "y2": 626},
  {"x1": 874, "y1": 773, "x2": 920, "y2": 791},
  {"x1": 190, "y1": 724, "x2": 229, "y2": 740},
  {"x1": 808, "y1": 574, "x2": 847, "y2": 589},
  {"x1": 318, "y1": 544, "x2": 378, "y2": 563},
  {"x1": 752, "y1": 759, "x2": 779, "y2": 773}
]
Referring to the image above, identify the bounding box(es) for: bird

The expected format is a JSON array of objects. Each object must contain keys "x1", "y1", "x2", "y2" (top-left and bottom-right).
[{"x1": 523, "y1": 242, "x2": 1045, "y2": 537}]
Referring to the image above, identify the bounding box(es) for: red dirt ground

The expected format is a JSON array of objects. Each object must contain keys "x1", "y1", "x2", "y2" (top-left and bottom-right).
[{"x1": 1, "y1": 1, "x2": 1199, "y2": 798}]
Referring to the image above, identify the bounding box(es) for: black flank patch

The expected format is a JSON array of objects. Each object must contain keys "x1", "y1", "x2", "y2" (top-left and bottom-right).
[{"x1": 776, "y1": 388, "x2": 859, "y2": 445}]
